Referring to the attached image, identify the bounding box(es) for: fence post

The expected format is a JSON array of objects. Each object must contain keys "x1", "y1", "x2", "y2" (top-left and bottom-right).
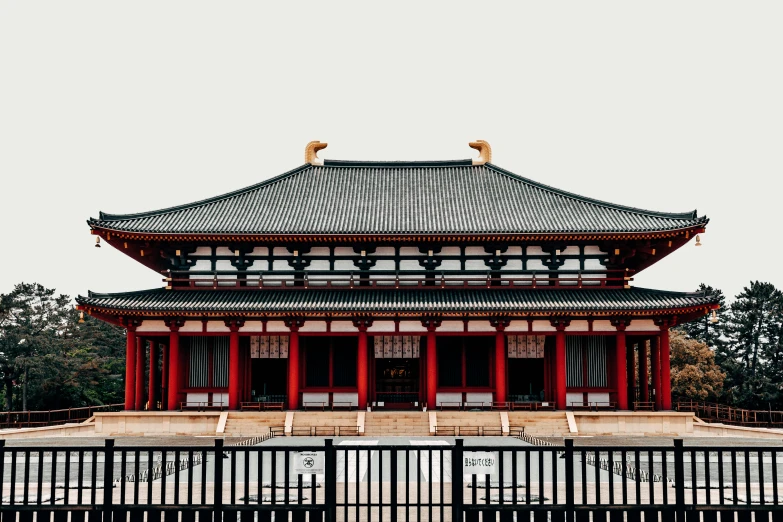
[
  {"x1": 673, "y1": 439, "x2": 686, "y2": 522},
  {"x1": 325, "y1": 438, "x2": 337, "y2": 522},
  {"x1": 565, "y1": 439, "x2": 575, "y2": 522},
  {"x1": 103, "y1": 439, "x2": 114, "y2": 522},
  {"x1": 453, "y1": 438, "x2": 464, "y2": 522},
  {"x1": 214, "y1": 439, "x2": 224, "y2": 519}
]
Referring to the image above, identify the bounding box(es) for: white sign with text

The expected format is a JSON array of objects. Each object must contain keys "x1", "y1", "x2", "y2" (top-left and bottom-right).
[
  {"x1": 293, "y1": 451, "x2": 324, "y2": 475},
  {"x1": 463, "y1": 451, "x2": 497, "y2": 475}
]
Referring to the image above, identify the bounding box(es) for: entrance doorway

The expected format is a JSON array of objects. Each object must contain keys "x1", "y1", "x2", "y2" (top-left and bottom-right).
[
  {"x1": 374, "y1": 358, "x2": 420, "y2": 409},
  {"x1": 508, "y1": 358, "x2": 545, "y2": 401},
  {"x1": 251, "y1": 359, "x2": 287, "y2": 403}
]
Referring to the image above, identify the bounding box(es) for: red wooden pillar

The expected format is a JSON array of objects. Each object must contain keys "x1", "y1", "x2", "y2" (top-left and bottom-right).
[
  {"x1": 550, "y1": 319, "x2": 569, "y2": 410},
  {"x1": 148, "y1": 341, "x2": 157, "y2": 411},
  {"x1": 161, "y1": 343, "x2": 168, "y2": 411},
  {"x1": 167, "y1": 320, "x2": 183, "y2": 411},
  {"x1": 659, "y1": 323, "x2": 673, "y2": 410},
  {"x1": 612, "y1": 319, "x2": 629, "y2": 410},
  {"x1": 124, "y1": 324, "x2": 138, "y2": 411},
  {"x1": 640, "y1": 340, "x2": 649, "y2": 403},
  {"x1": 492, "y1": 319, "x2": 509, "y2": 404},
  {"x1": 650, "y1": 336, "x2": 661, "y2": 410},
  {"x1": 286, "y1": 319, "x2": 304, "y2": 410},
  {"x1": 423, "y1": 318, "x2": 441, "y2": 410},
  {"x1": 627, "y1": 342, "x2": 636, "y2": 408},
  {"x1": 135, "y1": 337, "x2": 145, "y2": 411},
  {"x1": 354, "y1": 319, "x2": 372, "y2": 410},
  {"x1": 226, "y1": 320, "x2": 244, "y2": 411}
]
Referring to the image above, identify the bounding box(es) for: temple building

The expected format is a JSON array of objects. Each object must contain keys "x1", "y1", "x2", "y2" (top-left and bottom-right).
[{"x1": 77, "y1": 141, "x2": 718, "y2": 412}]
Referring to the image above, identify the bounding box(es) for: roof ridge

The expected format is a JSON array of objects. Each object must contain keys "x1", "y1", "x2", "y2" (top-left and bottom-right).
[
  {"x1": 323, "y1": 159, "x2": 474, "y2": 167},
  {"x1": 485, "y1": 163, "x2": 704, "y2": 221},
  {"x1": 93, "y1": 163, "x2": 312, "y2": 222}
]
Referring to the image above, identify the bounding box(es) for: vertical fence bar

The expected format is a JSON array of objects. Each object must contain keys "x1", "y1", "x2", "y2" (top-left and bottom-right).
[
  {"x1": 325, "y1": 439, "x2": 337, "y2": 522},
  {"x1": 104, "y1": 439, "x2": 115, "y2": 522},
  {"x1": 214, "y1": 439, "x2": 223, "y2": 519},
  {"x1": 453, "y1": 439, "x2": 464, "y2": 522},
  {"x1": 565, "y1": 440, "x2": 574, "y2": 522},
  {"x1": 673, "y1": 439, "x2": 685, "y2": 522},
  {"x1": 391, "y1": 448, "x2": 398, "y2": 522}
]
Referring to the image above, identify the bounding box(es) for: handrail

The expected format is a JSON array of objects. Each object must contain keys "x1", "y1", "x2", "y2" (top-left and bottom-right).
[
  {"x1": 0, "y1": 403, "x2": 124, "y2": 429},
  {"x1": 675, "y1": 399, "x2": 783, "y2": 427},
  {"x1": 164, "y1": 268, "x2": 631, "y2": 290}
]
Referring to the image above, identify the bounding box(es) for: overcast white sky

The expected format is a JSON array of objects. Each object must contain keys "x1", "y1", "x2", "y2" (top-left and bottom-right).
[{"x1": 1, "y1": 2, "x2": 781, "y2": 304}]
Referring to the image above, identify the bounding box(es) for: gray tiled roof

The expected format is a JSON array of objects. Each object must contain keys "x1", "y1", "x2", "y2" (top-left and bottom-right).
[
  {"x1": 77, "y1": 287, "x2": 715, "y2": 315},
  {"x1": 89, "y1": 160, "x2": 707, "y2": 235}
]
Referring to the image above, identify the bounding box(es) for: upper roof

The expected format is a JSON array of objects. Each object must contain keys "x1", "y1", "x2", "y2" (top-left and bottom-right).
[{"x1": 89, "y1": 159, "x2": 708, "y2": 237}]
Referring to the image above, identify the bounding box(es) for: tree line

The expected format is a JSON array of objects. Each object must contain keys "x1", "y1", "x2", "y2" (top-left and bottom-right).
[
  {"x1": 673, "y1": 281, "x2": 783, "y2": 410},
  {"x1": 0, "y1": 283, "x2": 125, "y2": 411}
]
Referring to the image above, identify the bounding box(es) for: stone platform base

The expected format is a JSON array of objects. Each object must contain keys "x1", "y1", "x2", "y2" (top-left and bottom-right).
[{"x1": 3, "y1": 410, "x2": 783, "y2": 440}]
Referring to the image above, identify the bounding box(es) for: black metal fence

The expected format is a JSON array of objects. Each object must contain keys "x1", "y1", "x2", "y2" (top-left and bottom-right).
[{"x1": 0, "y1": 438, "x2": 782, "y2": 521}]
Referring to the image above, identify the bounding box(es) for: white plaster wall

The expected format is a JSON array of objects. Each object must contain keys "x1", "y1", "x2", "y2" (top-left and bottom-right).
[
  {"x1": 240, "y1": 322, "x2": 266, "y2": 333},
  {"x1": 374, "y1": 247, "x2": 395, "y2": 256},
  {"x1": 333, "y1": 393, "x2": 358, "y2": 407},
  {"x1": 331, "y1": 321, "x2": 357, "y2": 332},
  {"x1": 438, "y1": 321, "x2": 465, "y2": 332},
  {"x1": 440, "y1": 247, "x2": 461, "y2": 255},
  {"x1": 308, "y1": 247, "x2": 330, "y2": 256},
  {"x1": 566, "y1": 392, "x2": 584, "y2": 406},
  {"x1": 207, "y1": 322, "x2": 231, "y2": 333},
  {"x1": 465, "y1": 247, "x2": 485, "y2": 255},
  {"x1": 215, "y1": 247, "x2": 233, "y2": 256},
  {"x1": 266, "y1": 321, "x2": 289, "y2": 333},
  {"x1": 527, "y1": 246, "x2": 545, "y2": 255},
  {"x1": 592, "y1": 321, "x2": 616, "y2": 332},
  {"x1": 400, "y1": 247, "x2": 423, "y2": 256},
  {"x1": 180, "y1": 321, "x2": 203, "y2": 333},
  {"x1": 566, "y1": 320, "x2": 591, "y2": 332},
  {"x1": 506, "y1": 320, "x2": 529, "y2": 332},
  {"x1": 299, "y1": 321, "x2": 328, "y2": 333},
  {"x1": 399, "y1": 321, "x2": 427, "y2": 333},
  {"x1": 468, "y1": 322, "x2": 495, "y2": 332},
  {"x1": 334, "y1": 247, "x2": 354, "y2": 256},
  {"x1": 436, "y1": 392, "x2": 462, "y2": 406},
  {"x1": 626, "y1": 319, "x2": 657, "y2": 332},
  {"x1": 531, "y1": 321, "x2": 556, "y2": 332},
  {"x1": 137, "y1": 320, "x2": 167, "y2": 333},
  {"x1": 251, "y1": 247, "x2": 268, "y2": 256},
  {"x1": 583, "y1": 246, "x2": 606, "y2": 255},
  {"x1": 367, "y1": 321, "x2": 396, "y2": 333}
]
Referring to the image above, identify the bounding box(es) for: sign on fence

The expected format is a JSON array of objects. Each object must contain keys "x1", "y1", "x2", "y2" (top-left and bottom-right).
[
  {"x1": 463, "y1": 451, "x2": 497, "y2": 475},
  {"x1": 293, "y1": 451, "x2": 325, "y2": 475}
]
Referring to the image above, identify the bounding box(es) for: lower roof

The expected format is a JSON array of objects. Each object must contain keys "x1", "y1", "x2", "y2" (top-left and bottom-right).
[{"x1": 77, "y1": 287, "x2": 717, "y2": 319}]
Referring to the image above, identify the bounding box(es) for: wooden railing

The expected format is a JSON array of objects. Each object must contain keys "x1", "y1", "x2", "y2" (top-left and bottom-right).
[
  {"x1": 676, "y1": 400, "x2": 783, "y2": 428},
  {"x1": 0, "y1": 403, "x2": 123, "y2": 429},
  {"x1": 164, "y1": 268, "x2": 632, "y2": 290}
]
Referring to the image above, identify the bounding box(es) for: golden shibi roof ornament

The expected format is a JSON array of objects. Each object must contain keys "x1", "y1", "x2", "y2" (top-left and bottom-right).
[
  {"x1": 305, "y1": 141, "x2": 328, "y2": 165},
  {"x1": 469, "y1": 140, "x2": 492, "y2": 165}
]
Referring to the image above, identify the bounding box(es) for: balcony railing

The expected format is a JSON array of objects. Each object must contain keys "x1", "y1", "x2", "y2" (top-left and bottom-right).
[{"x1": 164, "y1": 269, "x2": 632, "y2": 290}]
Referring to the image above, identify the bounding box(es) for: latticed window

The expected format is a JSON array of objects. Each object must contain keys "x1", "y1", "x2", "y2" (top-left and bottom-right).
[
  {"x1": 566, "y1": 336, "x2": 608, "y2": 388},
  {"x1": 187, "y1": 336, "x2": 229, "y2": 388}
]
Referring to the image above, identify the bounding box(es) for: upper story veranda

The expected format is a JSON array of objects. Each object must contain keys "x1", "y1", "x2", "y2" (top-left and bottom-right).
[{"x1": 87, "y1": 142, "x2": 708, "y2": 290}]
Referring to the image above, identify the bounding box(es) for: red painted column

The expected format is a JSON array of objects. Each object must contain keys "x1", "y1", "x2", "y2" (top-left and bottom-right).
[
  {"x1": 135, "y1": 338, "x2": 145, "y2": 411},
  {"x1": 423, "y1": 318, "x2": 440, "y2": 410},
  {"x1": 640, "y1": 340, "x2": 649, "y2": 403},
  {"x1": 167, "y1": 320, "x2": 182, "y2": 411},
  {"x1": 627, "y1": 342, "x2": 636, "y2": 408},
  {"x1": 148, "y1": 341, "x2": 157, "y2": 411},
  {"x1": 228, "y1": 322, "x2": 241, "y2": 411},
  {"x1": 357, "y1": 325, "x2": 369, "y2": 410},
  {"x1": 555, "y1": 330, "x2": 566, "y2": 410},
  {"x1": 660, "y1": 325, "x2": 673, "y2": 410},
  {"x1": 286, "y1": 319, "x2": 303, "y2": 410},
  {"x1": 124, "y1": 325, "x2": 137, "y2": 411},
  {"x1": 615, "y1": 331, "x2": 628, "y2": 410},
  {"x1": 492, "y1": 320, "x2": 509, "y2": 404},
  {"x1": 650, "y1": 336, "x2": 661, "y2": 410},
  {"x1": 161, "y1": 343, "x2": 168, "y2": 411}
]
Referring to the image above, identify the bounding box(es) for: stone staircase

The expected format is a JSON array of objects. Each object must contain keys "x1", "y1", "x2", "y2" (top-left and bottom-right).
[
  {"x1": 363, "y1": 411, "x2": 431, "y2": 437},
  {"x1": 222, "y1": 412, "x2": 286, "y2": 437},
  {"x1": 434, "y1": 412, "x2": 503, "y2": 435},
  {"x1": 507, "y1": 411, "x2": 571, "y2": 437},
  {"x1": 292, "y1": 411, "x2": 359, "y2": 435}
]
